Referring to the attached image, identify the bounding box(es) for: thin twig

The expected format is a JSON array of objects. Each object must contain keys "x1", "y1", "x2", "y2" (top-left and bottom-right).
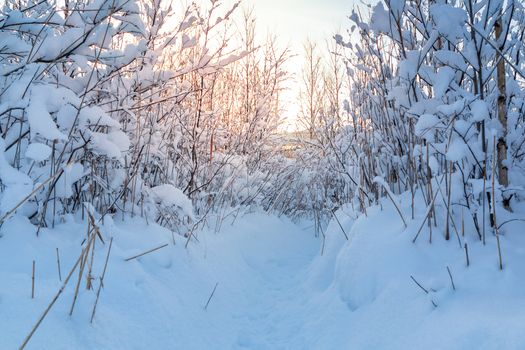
[
  {"x1": 412, "y1": 181, "x2": 441, "y2": 243},
  {"x1": 497, "y1": 218, "x2": 525, "y2": 230},
  {"x1": 70, "y1": 214, "x2": 99, "y2": 316},
  {"x1": 19, "y1": 230, "x2": 97, "y2": 350},
  {"x1": 492, "y1": 136, "x2": 504, "y2": 270},
  {"x1": 446, "y1": 266, "x2": 456, "y2": 291},
  {"x1": 56, "y1": 248, "x2": 62, "y2": 282},
  {"x1": 410, "y1": 275, "x2": 438, "y2": 308},
  {"x1": 332, "y1": 209, "x2": 349, "y2": 240},
  {"x1": 31, "y1": 260, "x2": 35, "y2": 299},
  {"x1": 0, "y1": 168, "x2": 65, "y2": 228},
  {"x1": 204, "y1": 282, "x2": 219, "y2": 311},
  {"x1": 374, "y1": 177, "x2": 408, "y2": 228},
  {"x1": 124, "y1": 243, "x2": 168, "y2": 262},
  {"x1": 410, "y1": 275, "x2": 429, "y2": 294},
  {"x1": 464, "y1": 243, "x2": 470, "y2": 267},
  {"x1": 91, "y1": 237, "x2": 113, "y2": 323}
]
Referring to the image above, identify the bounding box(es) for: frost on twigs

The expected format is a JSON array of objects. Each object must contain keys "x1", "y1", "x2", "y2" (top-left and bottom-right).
[
  {"x1": 0, "y1": 0, "x2": 288, "y2": 237},
  {"x1": 333, "y1": 0, "x2": 525, "y2": 246}
]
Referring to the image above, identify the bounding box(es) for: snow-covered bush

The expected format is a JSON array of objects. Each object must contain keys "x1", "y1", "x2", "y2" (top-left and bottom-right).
[
  {"x1": 0, "y1": 0, "x2": 294, "y2": 237},
  {"x1": 0, "y1": 0, "x2": 147, "y2": 229},
  {"x1": 324, "y1": 0, "x2": 525, "y2": 243}
]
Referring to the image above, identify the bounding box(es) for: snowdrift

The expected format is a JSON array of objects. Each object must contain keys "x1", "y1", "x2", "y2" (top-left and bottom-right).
[
  {"x1": 305, "y1": 195, "x2": 525, "y2": 350},
  {"x1": 1, "y1": 195, "x2": 524, "y2": 349},
  {"x1": 0, "y1": 213, "x2": 319, "y2": 349}
]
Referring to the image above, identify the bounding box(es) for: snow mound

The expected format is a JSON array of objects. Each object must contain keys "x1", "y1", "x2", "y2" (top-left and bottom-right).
[
  {"x1": 150, "y1": 184, "x2": 194, "y2": 219},
  {"x1": 303, "y1": 192, "x2": 525, "y2": 349}
]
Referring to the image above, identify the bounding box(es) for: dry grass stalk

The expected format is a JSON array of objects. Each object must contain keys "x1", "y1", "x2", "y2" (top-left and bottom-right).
[
  {"x1": 91, "y1": 237, "x2": 114, "y2": 323},
  {"x1": 204, "y1": 282, "x2": 219, "y2": 311},
  {"x1": 124, "y1": 243, "x2": 169, "y2": 262},
  {"x1": 412, "y1": 175, "x2": 445, "y2": 243},
  {"x1": 19, "y1": 224, "x2": 98, "y2": 350},
  {"x1": 332, "y1": 209, "x2": 349, "y2": 240},
  {"x1": 464, "y1": 243, "x2": 470, "y2": 267},
  {"x1": 0, "y1": 168, "x2": 65, "y2": 228},
  {"x1": 492, "y1": 136, "x2": 504, "y2": 270},
  {"x1": 31, "y1": 260, "x2": 35, "y2": 299},
  {"x1": 56, "y1": 248, "x2": 62, "y2": 282},
  {"x1": 374, "y1": 178, "x2": 408, "y2": 229},
  {"x1": 446, "y1": 266, "x2": 456, "y2": 291}
]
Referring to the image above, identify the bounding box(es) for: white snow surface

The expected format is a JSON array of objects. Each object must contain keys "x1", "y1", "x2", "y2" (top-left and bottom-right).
[
  {"x1": 25, "y1": 143, "x2": 52, "y2": 162},
  {"x1": 1, "y1": 196, "x2": 525, "y2": 349},
  {"x1": 150, "y1": 184, "x2": 194, "y2": 219}
]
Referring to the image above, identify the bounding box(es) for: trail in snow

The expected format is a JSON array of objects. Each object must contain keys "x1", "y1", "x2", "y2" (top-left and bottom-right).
[
  {"x1": 3, "y1": 201, "x2": 525, "y2": 350},
  {"x1": 221, "y1": 217, "x2": 320, "y2": 349},
  {"x1": 0, "y1": 213, "x2": 322, "y2": 350}
]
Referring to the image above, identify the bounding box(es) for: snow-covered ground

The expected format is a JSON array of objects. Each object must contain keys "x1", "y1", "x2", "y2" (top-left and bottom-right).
[
  {"x1": 1, "y1": 198, "x2": 525, "y2": 349},
  {"x1": 305, "y1": 197, "x2": 525, "y2": 350},
  {"x1": 0, "y1": 213, "x2": 320, "y2": 349}
]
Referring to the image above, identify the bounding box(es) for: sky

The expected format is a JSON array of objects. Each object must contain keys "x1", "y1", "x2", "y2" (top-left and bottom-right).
[
  {"x1": 241, "y1": 0, "x2": 353, "y2": 47},
  {"x1": 226, "y1": 0, "x2": 356, "y2": 128}
]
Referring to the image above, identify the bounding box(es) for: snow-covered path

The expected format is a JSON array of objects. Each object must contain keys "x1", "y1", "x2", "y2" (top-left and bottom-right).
[
  {"x1": 0, "y1": 214, "x2": 322, "y2": 350},
  {"x1": 223, "y1": 220, "x2": 319, "y2": 349},
  {"x1": 112, "y1": 213, "x2": 324, "y2": 350},
  {"x1": 4, "y1": 204, "x2": 525, "y2": 350},
  {"x1": 190, "y1": 214, "x2": 321, "y2": 350}
]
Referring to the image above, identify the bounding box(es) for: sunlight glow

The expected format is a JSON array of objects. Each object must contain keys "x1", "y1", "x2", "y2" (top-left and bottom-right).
[{"x1": 221, "y1": 0, "x2": 354, "y2": 130}]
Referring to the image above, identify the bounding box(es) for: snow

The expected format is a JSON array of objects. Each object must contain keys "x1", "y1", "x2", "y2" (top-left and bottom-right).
[
  {"x1": 415, "y1": 114, "x2": 440, "y2": 138},
  {"x1": 470, "y1": 99, "x2": 490, "y2": 122},
  {"x1": 181, "y1": 34, "x2": 197, "y2": 50},
  {"x1": 446, "y1": 137, "x2": 468, "y2": 162},
  {"x1": 430, "y1": 4, "x2": 467, "y2": 42},
  {"x1": 25, "y1": 143, "x2": 52, "y2": 162},
  {"x1": 0, "y1": 138, "x2": 33, "y2": 215},
  {"x1": 89, "y1": 132, "x2": 123, "y2": 159},
  {"x1": 437, "y1": 99, "x2": 466, "y2": 116},
  {"x1": 399, "y1": 50, "x2": 421, "y2": 81},
  {"x1": 1, "y1": 0, "x2": 525, "y2": 348},
  {"x1": 0, "y1": 213, "x2": 319, "y2": 349},
  {"x1": 370, "y1": 3, "x2": 390, "y2": 34},
  {"x1": 1, "y1": 196, "x2": 525, "y2": 349},
  {"x1": 389, "y1": 0, "x2": 406, "y2": 19},
  {"x1": 433, "y1": 66, "x2": 456, "y2": 99},
  {"x1": 78, "y1": 107, "x2": 120, "y2": 129},
  {"x1": 107, "y1": 131, "x2": 130, "y2": 152},
  {"x1": 26, "y1": 95, "x2": 67, "y2": 142},
  {"x1": 302, "y1": 198, "x2": 525, "y2": 350},
  {"x1": 149, "y1": 184, "x2": 194, "y2": 219},
  {"x1": 434, "y1": 50, "x2": 467, "y2": 72},
  {"x1": 54, "y1": 163, "x2": 85, "y2": 199}
]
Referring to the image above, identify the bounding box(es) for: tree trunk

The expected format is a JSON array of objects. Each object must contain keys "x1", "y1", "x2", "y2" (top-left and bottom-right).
[{"x1": 495, "y1": 18, "x2": 509, "y2": 209}]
